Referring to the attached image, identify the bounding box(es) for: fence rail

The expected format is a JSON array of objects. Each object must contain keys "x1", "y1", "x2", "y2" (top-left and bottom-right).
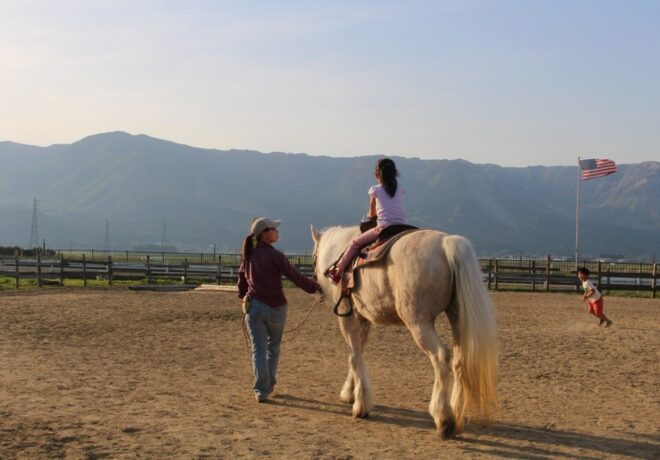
[
  {"x1": 0, "y1": 252, "x2": 313, "y2": 288},
  {"x1": 1, "y1": 252, "x2": 657, "y2": 297}
]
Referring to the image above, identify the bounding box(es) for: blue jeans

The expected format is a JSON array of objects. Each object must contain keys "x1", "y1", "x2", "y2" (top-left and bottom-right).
[{"x1": 245, "y1": 299, "x2": 288, "y2": 398}]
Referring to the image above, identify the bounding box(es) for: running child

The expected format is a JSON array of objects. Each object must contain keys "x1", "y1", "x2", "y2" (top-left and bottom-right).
[{"x1": 577, "y1": 267, "x2": 613, "y2": 327}]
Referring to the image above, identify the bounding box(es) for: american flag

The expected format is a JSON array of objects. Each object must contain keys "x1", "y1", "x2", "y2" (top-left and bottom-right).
[{"x1": 579, "y1": 158, "x2": 617, "y2": 180}]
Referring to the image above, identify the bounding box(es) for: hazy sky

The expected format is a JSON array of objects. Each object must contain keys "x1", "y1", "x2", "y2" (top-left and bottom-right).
[{"x1": 1, "y1": 0, "x2": 658, "y2": 166}]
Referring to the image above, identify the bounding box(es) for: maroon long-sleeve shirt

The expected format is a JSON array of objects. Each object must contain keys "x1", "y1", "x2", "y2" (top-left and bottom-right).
[{"x1": 237, "y1": 242, "x2": 320, "y2": 308}]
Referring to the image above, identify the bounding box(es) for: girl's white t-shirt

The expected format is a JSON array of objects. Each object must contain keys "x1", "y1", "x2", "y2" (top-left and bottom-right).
[
  {"x1": 582, "y1": 279, "x2": 602, "y2": 301},
  {"x1": 369, "y1": 184, "x2": 408, "y2": 228}
]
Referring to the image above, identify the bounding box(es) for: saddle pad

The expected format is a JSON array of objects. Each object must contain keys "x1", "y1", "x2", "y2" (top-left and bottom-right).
[{"x1": 355, "y1": 229, "x2": 420, "y2": 269}]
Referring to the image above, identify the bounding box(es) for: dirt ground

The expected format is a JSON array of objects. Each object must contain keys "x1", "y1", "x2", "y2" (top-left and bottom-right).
[{"x1": 0, "y1": 287, "x2": 658, "y2": 459}]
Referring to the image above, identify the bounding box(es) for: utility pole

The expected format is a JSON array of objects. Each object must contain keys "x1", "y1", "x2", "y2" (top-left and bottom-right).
[
  {"x1": 29, "y1": 197, "x2": 39, "y2": 249},
  {"x1": 104, "y1": 218, "x2": 111, "y2": 251},
  {"x1": 161, "y1": 220, "x2": 168, "y2": 246}
]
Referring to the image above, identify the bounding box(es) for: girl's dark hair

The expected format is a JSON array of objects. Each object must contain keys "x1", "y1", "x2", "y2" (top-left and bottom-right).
[
  {"x1": 241, "y1": 233, "x2": 260, "y2": 263},
  {"x1": 377, "y1": 158, "x2": 399, "y2": 198},
  {"x1": 577, "y1": 267, "x2": 590, "y2": 277}
]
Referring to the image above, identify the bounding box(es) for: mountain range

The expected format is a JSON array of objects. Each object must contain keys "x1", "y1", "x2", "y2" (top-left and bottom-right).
[{"x1": 1, "y1": 132, "x2": 658, "y2": 260}]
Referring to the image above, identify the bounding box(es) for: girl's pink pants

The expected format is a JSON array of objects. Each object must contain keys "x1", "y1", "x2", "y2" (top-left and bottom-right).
[{"x1": 335, "y1": 227, "x2": 380, "y2": 273}]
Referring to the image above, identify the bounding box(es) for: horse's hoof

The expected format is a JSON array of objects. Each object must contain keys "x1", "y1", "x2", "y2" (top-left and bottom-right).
[{"x1": 439, "y1": 419, "x2": 456, "y2": 440}]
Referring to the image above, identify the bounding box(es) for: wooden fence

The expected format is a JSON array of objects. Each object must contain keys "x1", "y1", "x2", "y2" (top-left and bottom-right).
[
  {"x1": 480, "y1": 257, "x2": 658, "y2": 296},
  {"x1": 1, "y1": 253, "x2": 657, "y2": 297},
  {"x1": 0, "y1": 253, "x2": 312, "y2": 288}
]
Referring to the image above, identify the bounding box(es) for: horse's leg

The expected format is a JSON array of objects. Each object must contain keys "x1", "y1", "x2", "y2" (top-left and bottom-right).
[
  {"x1": 339, "y1": 368, "x2": 355, "y2": 404},
  {"x1": 447, "y1": 307, "x2": 465, "y2": 434},
  {"x1": 338, "y1": 314, "x2": 373, "y2": 417},
  {"x1": 406, "y1": 320, "x2": 455, "y2": 439},
  {"x1": 339, "y1": 317, "x2": 371, "y2": 404},
  {"x1": 449, "y1": 344, "x2": 465, "y2": 434}
]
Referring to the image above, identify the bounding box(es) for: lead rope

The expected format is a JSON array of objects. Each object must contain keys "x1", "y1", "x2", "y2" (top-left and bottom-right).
[
  {"x1": 240, "y1": 294, "x2": 324, "y2": 355},
  {"x1": 240, "y1": 313, "x2": 252, "y2": 353},
  {"x1": 281, "y1": 295, "x2": 323, "y2": 343}
]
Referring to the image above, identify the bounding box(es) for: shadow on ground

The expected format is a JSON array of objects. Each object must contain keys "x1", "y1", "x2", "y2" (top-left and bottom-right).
[{"x1": 273, "y1": 394, "x2": 659, "y2": 459}]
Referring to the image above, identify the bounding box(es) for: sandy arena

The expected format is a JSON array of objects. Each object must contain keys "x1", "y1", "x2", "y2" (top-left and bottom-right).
[{"x1": 0, "y1": 288, "x2": 658, "y2": 459}]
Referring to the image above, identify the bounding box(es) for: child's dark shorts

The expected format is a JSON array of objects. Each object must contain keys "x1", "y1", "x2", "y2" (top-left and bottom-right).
[{"x1": 588, "y1": 297, "x2": 604, "y2": 316}]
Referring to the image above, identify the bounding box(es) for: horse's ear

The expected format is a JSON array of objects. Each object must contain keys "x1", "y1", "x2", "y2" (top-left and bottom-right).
[{"x1": 310, "y1": 225, "x2": 322, "y2": 244}]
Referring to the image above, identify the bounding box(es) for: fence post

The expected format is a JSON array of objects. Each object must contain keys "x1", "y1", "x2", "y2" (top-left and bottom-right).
[
  {"x1": 146, "y1": 255, "x2": 152, "y2": 283},
  {"x1": 82, "y1": 254, "x2": 87, "y2": 287},
  {"x1": 545, "y1": 255, "x2": 551, "y2": 291},
  {"x1": 183, "y1": 258, "x2": 188, "y2": 284},
  {"x1": 37, "y1": 251, "x2": 42, "y2": 287},
  {"x1": 217, "y1": 255, "x2": 222, "y2": 285},
  {"x1": 652, "y1": 263, "x2": 657, "y2": 299},
  {"x1": 107, "y1": 256, "x2": 113, "y2": 286},
  {"x1": 606, "y1": 264, "x2": 611, "y2": 295},
  {"x1": 59, "y1": 253, "x2": 65, "y2": 286},
  {"x1": 494, "y1": 259, "x2": 499, "y2": 290},
  {"x1": 14, "y1": 250, "x2": 19, "y2": 289},
  {"x1": 531, "y1": 260, "x2": 536, "y2": 292},
  {"x1": 487, "y1": 259, "x2": 493, "y2": 290},
  {"x1": 597, "y1": 260, "x2": 602, "y2": 291}
]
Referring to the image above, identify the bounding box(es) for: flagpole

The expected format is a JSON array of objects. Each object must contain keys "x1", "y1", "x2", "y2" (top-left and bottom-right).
[{"x1": 575, "y1": 157, "x2": 581, "y2": 269}]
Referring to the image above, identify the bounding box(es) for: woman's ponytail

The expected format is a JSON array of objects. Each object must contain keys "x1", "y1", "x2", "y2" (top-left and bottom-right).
[
  {"x1": 241, "y1": 234, "x2": 255, "y2": 263},
  {"x1": 377, "y1": 158, "x2": 399, "y2": 198}
]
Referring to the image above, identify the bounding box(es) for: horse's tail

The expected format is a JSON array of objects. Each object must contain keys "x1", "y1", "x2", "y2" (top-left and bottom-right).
[{"x1": 442, "y1": 235, "x2": 498, "y2": 421}]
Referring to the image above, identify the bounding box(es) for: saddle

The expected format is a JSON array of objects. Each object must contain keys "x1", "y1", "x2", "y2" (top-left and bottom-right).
[
  {"x1": 355, "y1": 225, "x2": 419, "y2": 269},
  {"x1": 330, "y1": 225, "x2": 420, "y2": 295}
]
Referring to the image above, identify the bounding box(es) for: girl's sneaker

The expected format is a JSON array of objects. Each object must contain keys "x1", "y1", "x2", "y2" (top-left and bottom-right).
[{"x1": 324, "y1": 269, "x2": 342, "y2": 285}]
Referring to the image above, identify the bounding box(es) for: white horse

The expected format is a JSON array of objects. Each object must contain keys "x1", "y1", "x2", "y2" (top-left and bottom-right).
[{"x1": 311, "y1": 225, "x2": 498, "y2": 438}]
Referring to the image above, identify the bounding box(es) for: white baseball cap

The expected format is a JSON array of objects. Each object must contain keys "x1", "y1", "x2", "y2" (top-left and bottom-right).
[{"x1": 251, "y1": 217, "x2": 282, "y2": 236}]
